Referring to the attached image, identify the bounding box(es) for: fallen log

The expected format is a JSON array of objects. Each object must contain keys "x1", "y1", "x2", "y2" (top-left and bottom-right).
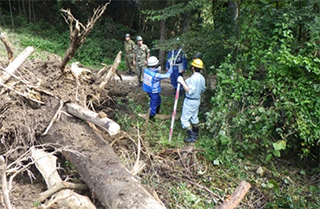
[
  {"x1": 41, "y1": 111, "x2": 167, "y2": 209},
  {"x1": 0, "y1": 32, "x2": 14, "y2": 62},
  {"x1": 66, "y1": 103, "x2": 120, "y2": 136},
  {"x1": 217, "y1": 181, "x2": 251, "y2": 209},
  {"x1": 0, "y1": 46, "x2": 34, "y2": 84},
  {"x1": 31, "y1": 148, "x2": 96, "y2": 209}
]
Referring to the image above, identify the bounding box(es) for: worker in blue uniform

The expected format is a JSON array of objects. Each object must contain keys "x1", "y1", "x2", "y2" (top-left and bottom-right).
[
  {"x1": 143, "y1": 56, "x2": 173, "y2": 119},
  {"x1": 166, "y1": 38, "x2": 187, "y2": 92}
]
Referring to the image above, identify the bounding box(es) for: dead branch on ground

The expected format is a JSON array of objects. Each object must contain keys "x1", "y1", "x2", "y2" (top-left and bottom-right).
[
  {"x1": 217, "y1": 181, "x2": 251, "y2": 209},
  {"x1": 164, "y1": 169, "x2": 223, "y2": 203},
  {"x1": 0, "y1": 81, "x2": 44, "y2": 105},
  {"x1": 59, "y1": 1, "x2": 111, "y2": 72},
  {"x1": 42, "y1": 100, "x2": 64, "y2": 136},
  {"x1": 0, "y1": 156, "x2": 12, "y2": 209},
  {"x1": 131, "y1": 123, "x2": 146, "y2": 175}
]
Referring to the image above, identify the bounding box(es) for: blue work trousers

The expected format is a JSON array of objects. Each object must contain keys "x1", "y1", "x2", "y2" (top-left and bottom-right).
[
  {"x1": 170, "y1": 66, "x2": 183, "y2": 89},
  {"x1": 148, "y1": 93, "x2": 161, "y2": 116}
]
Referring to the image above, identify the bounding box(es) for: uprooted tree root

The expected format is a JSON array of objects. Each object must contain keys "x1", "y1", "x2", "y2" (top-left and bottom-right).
[{"x1": 0, "y1": 53, "x2": 125, "y2": 208}]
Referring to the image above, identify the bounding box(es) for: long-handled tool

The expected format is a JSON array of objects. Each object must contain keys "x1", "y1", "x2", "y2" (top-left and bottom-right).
[
  {"x1": 168, "y1": 45, "x2": 183, "y2": 142},
  {"x1": 168, "y1": 83, "x2": 180, "y2": 142}
]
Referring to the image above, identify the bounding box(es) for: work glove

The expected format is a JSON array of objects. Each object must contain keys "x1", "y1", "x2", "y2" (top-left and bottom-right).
[{"x1": 177, "y1": 76, "x2": 184, "y2": 84}]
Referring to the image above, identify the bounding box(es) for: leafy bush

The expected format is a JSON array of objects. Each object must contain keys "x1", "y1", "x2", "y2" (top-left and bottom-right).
[{"x1": 205, "y1": 1, "x2": 320, "y2": 161}]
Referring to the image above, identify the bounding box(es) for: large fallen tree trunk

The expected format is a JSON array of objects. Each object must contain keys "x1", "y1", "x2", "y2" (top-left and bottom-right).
[
  {"x1": 0, "y1": 46, "x2": 34, "y2": 84},
  {"x1": 41, "y1": 108, "x2": 166, "y2": 209}
]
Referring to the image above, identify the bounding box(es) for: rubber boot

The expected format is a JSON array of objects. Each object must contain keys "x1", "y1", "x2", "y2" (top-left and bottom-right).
[
  {"x1": 192, "y1": 126, "x2": 199, "y2": 137},
  {"x1": 149, "y1": 114, "x2": 155, "y2": 122},
  {"x1": 156, "y1": 105, "x2": 161, "y2": 114},
  {"x1": 184, "y1": 129, "x2": 197, "y2": 143}
]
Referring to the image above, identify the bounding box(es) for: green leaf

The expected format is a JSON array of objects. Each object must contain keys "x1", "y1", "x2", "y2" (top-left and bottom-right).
[
  {"x1": 266, "y1": 154, "x2": 273, "y2": 162},
  {"x1": 258, "y1": 107, "x2": 265, "y2": 113},
  {"x1": 273, "y1": 150, "x2": 281, "y2": 157},
  {"x1": 268, "y1": 179, "x2": 279, "y2": 190},
  {"x1": 273, "y1": 140, "x2": 286, "y2": 151}
]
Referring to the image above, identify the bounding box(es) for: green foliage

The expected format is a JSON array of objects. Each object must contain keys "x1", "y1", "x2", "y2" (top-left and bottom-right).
[
  {"x1": 168, "y1": 182, "x2": 212, "y2": 208},
  {"x1": 144, "y1": 0, "x2": 206, "y2": 21},
  {"x1": 1, "y1": 14, "x2": 130, "y2": 68},
  {"x1": 205, "y1": 0, "x2": 320, "y2": 160}
]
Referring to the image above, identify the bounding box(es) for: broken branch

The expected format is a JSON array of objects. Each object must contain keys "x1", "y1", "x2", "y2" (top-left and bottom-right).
[
  {"x1": 0, "y1": 156, "x2": 12, "y2": 209},
  {"x1": 66, "y1": 103, "x2": 120, "y2": 136},
  {"x1": 99, "y1": 51, "x2": 122, "y2": 89},
  {"x1": 0, "y1": 33, "x2": 14, "y2": 62},
  {"x1": 217, "y1": 181, "x2": 251, "y2": 209},
  {"x1": 0, "y1": 81, "x2": 44, "y2": 105},
  {"x1": 0, "y1": 46, "x2": 34, "y2": 84}
]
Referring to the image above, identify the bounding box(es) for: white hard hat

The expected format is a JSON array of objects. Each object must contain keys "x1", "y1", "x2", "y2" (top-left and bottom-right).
[{"x1": 148, "y1": 56, "x2": 159, "y2": 67}]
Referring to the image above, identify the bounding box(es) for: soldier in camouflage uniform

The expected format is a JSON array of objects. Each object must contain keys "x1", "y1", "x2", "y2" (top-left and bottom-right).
[
  {"x1": 133, "y1": 36, "x2": 150, "y2": 87},
  {"x1": 124, "y1": 34, "x2": 135, "y2": 75}
]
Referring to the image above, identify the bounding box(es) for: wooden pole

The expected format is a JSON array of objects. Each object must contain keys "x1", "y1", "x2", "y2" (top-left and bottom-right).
[{"x1": 217, "y1": 181, "x2": 251, "y2": 209}]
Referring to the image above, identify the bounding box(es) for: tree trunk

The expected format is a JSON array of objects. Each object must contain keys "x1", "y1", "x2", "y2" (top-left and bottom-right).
[
  {"x1": 0, "y1": 46, "x2": 34, "y2": 84},
  {"x1": 217, "y1": 181, "x2": 251, "y2": 209},
  {"x1": 65, "y1": 103, "x2": 120, "y2": 136},
  {"x1": 41, "y1": 111, "x2": 166, "y2": 209},
  {"x1": 31, "y1": 148, "x2": 96, "y2": 209},
  {"x1": 59, "y1": 21, "x2": 80, "y2": 72},
  {"x1": 159, "y1": 19, "x2": 166, "y2": 70},
  {"x1": 183, "y1": 12, "x2": 191, "y2": 33}
]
